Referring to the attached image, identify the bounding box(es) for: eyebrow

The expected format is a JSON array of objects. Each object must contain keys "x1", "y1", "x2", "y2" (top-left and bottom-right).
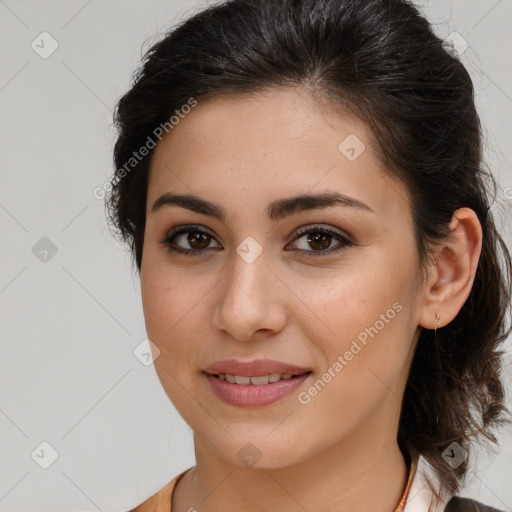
[{"x1": 151, "y1": 191, "x2": 375, "y2": 221}]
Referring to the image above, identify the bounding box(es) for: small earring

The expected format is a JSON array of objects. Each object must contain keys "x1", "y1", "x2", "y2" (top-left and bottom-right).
[{"x1": 434, "y1": 312, "x2": 440, "y2": 334}]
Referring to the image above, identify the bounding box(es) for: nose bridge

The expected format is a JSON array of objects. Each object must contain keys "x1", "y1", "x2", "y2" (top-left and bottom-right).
[
  {"x1": 224, "y1": 244, "x2": 272, "y2": 312},
  {"x1": 213, "y1": 243, "x2": 286, "y2": 340}
]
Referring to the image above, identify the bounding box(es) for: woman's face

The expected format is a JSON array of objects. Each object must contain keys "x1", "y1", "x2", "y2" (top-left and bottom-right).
[{"x1": 140, "y1": 87, "x2": 426, "y2": 468}]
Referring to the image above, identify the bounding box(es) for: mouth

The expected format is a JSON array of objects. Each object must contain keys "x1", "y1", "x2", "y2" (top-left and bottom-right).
[
  {"x1": 203, "y1": 370, "x2": 313, "y2": 408},
  {"x1": 208, "y1": 371, "x2": 312, "y2": 385}
]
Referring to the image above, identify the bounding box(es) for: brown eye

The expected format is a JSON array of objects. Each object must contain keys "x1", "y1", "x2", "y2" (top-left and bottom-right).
[
  {"x1": 186, "y1": 232, "x2": 211, "y2": 250},
  {"x1": 287, "y1": 225, "x2": 356, "y2": 257},
  {"x1": 305, "y1": 232, "x2": 332, "y2": 251},
  {"x1": 158, "y1": 225, "x2": 221, "y2": 255}
]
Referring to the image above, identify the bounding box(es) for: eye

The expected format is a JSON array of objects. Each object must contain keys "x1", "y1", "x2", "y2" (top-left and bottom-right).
[
  {"x1": 286, "y1": 224, "x2": 356, "y2": 257},
  {"x1": 158, "y1": 223, "x2": 356, "y2": 257},
  {"x1": 158, "y1": 224, "x2": 221, "y2": 256}
]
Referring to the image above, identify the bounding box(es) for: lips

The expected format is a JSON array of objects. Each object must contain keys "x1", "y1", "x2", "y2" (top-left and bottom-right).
[
  {"x1": 203, "y1": 358, "x2": 311, "y2": 377},
  {"x1": 205, "y1": 371, "x2": 312, "y2": 408}
]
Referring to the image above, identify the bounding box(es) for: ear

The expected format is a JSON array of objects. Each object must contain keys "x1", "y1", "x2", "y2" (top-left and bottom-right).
[{"x1": 418, "y1": 207, "x2": 483, "y2": 329}]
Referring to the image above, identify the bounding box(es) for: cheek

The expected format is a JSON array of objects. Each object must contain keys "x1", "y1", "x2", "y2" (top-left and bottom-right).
[
  {"x1": 141, "y1": 252, "x2": 200, "y2": 333},
  {"x1": 298, "y1": 248, "x2": 417, "y2": 391},
  {"x1": 141, "y1": 269, "x2": 205, "y2": 409},
  {"x1": 140, "y1": 263, "x2": 217, "y2": 378},
  {"x1": 298, "y1": 254, "x2": 411, "y2": 340},
  {"x1": 141, "y1": 266, "x2": 189, "y2": 357}
]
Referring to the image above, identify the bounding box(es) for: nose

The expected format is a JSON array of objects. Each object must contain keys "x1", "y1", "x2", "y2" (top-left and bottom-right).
[{"x1": 213, "y1": 248, "x2": 288, "y2": 342}]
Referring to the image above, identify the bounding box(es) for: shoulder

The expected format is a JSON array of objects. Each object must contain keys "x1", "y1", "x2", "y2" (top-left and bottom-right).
[
  {"x1": 127, "y1": 467, "x2": 193, "y2": 512},
  {"x1": 403, "y1": 452, "x2": 506, "y2": 512},
  {"x1": 444, "y1": 496, "x2": 506, "y2": 512}
]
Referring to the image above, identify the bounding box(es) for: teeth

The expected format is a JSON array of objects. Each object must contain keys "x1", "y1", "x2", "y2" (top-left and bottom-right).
[
  {"x1": 250, "y1": 375, "x2": 269, "y2": 385},
  {"x1": 216, "y1": 372, "x2": 298, "y2": 385}
]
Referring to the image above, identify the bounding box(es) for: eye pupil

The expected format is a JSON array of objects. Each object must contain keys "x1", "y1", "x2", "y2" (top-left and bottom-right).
[
  {"x1": 308, "y1": 232, "x2": 331, "y2": 250},
  {"x1": 189, "y1": 232, "x2": 210, "y2": 249}
]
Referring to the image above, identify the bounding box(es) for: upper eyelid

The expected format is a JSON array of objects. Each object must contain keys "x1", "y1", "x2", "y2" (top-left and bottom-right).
[
  {"x1": 166, "y1": 223, "x2": 347, "y2": 237},
  {"x1": 164, "y1": 223, "x2": 352, "y2": 247}
]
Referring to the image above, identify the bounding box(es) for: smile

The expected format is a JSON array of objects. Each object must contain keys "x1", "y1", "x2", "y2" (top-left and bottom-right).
[{"x1": 204, "y1": 371, "x2": 312, "y2": 408}]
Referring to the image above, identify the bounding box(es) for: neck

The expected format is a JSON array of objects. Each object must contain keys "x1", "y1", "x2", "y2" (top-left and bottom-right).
[{"x1": 173, "y1": 417, "x2": 409, "y2": 512}]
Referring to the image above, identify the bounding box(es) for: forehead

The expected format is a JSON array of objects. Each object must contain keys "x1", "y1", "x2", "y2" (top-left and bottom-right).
[{"x1": 147, "y1": 87, "x2": 411, "y2": 221}]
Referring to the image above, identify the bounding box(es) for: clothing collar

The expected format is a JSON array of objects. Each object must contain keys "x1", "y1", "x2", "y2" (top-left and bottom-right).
[{"x1": 401, "y1": 450, "x2": 453, "y2": 512}]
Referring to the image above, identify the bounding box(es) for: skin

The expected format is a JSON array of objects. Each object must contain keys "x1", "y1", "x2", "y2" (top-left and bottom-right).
[{"x1": 139, "y1": 87, "x2": 482, "y2": 512}]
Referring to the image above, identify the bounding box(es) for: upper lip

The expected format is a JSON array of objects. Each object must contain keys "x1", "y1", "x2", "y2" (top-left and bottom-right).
[{"x1": 203, "y1": 359, "x2": 312, "y2": 377}]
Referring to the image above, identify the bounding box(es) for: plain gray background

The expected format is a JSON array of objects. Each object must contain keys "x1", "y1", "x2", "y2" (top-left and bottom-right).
[{"x1": 1, "y1": 0, "x2": 511, "y2": 511}]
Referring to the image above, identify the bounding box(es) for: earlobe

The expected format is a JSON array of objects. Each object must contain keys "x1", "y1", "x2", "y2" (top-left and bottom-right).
[{"x1": 418, "y1": 207, "x2": 483, "y2": 330}]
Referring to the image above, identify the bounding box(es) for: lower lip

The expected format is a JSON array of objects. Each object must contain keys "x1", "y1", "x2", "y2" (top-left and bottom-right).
[{"x1": 204, "y1": 372, "x2": 311, "y2": 408}]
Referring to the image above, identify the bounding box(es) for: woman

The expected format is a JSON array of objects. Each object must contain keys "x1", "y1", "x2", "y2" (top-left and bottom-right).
[{"x1": 106, "y1": 0, "x2": 512, "y2": 510}]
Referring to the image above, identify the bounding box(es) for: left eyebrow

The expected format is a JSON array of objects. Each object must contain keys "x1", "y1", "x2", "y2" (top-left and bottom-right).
[{"x1": 150, "y1": 191, "x2": 375, "y2": 221}]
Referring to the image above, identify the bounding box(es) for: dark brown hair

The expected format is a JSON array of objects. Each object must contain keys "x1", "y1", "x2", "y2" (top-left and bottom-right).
[{"x1": 106, "y1": 0, "x2": 512, "y2": 504}]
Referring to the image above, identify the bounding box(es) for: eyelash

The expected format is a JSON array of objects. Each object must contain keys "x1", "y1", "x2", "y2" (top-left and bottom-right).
[{"x1": 158, "y1": 224, "x2": 356, "y2": 257}]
